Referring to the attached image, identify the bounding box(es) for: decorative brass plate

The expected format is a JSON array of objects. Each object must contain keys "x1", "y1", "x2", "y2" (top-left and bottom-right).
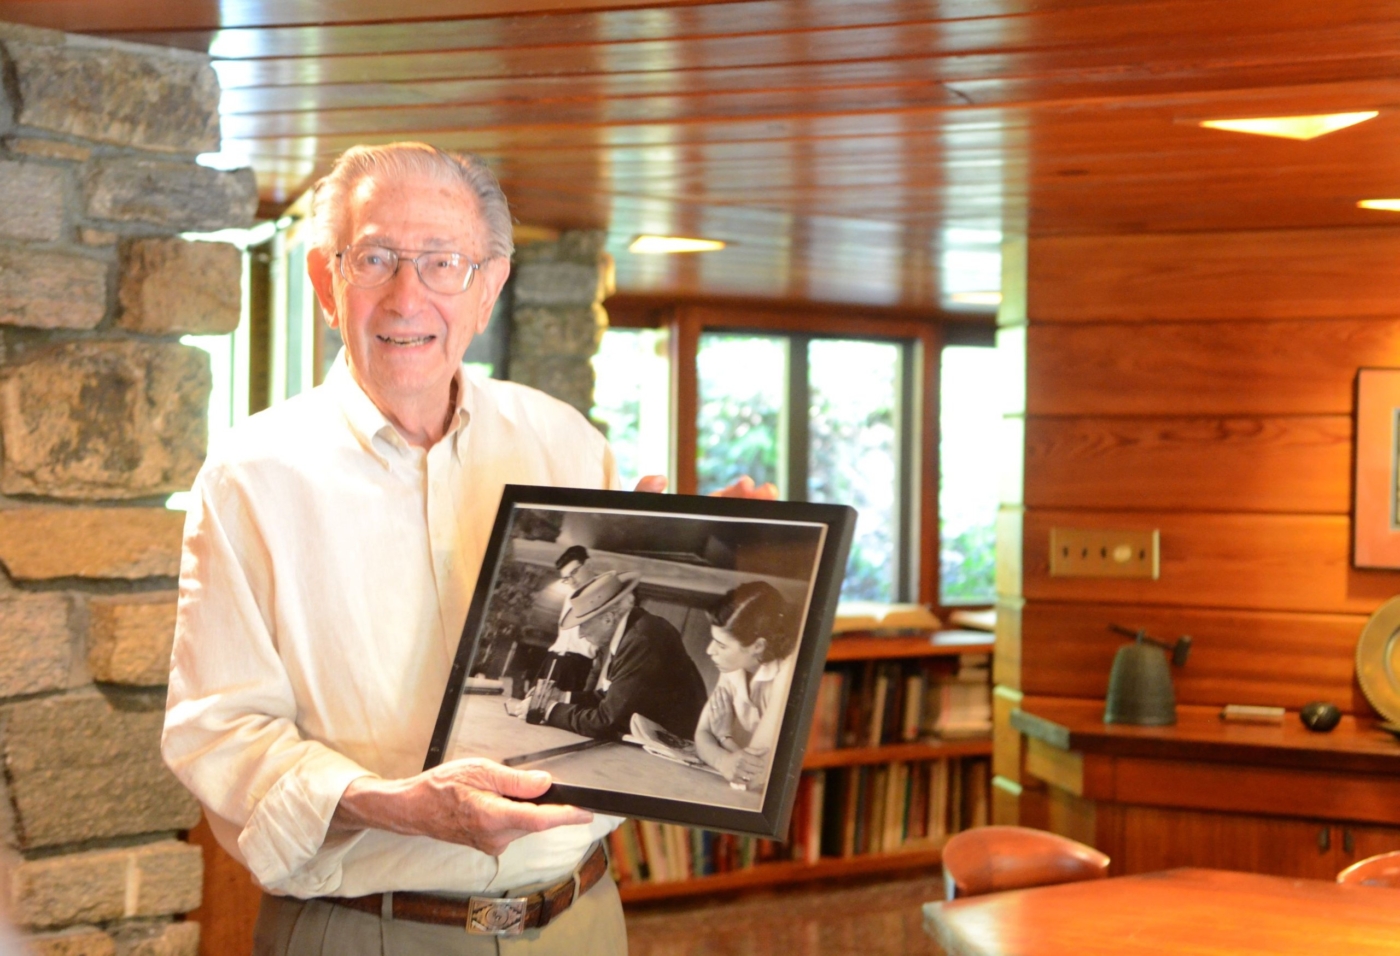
[{"x1": 1355, "y1": 596, "x2": 1400, "y2": 725}]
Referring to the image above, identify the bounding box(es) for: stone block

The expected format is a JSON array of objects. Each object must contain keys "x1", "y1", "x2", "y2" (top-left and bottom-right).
[
  {"x1": 82, "y1": 229, "x2": 117, "y2": 246},
  {"x1": 0, "y1": 508, "x2": 185, "y2": 580},
  {"x1": 118, "y1": 239, "x2": 241, "y2": 335},
  {"x1": 8, "y1": 139, "x2": 93, "y2": 163},
  {"x1": 85, "y1": 159, "x2": 256, "y2": 232},
  {"x1": 11, "y1": 848, "x2": 127, "y2": 929},
  {"x1": 511, "y1": 304, "x2": 607, "y2": 358},
  {"x1": 87, "y1": 593, "x2": 177, "y2": 686},
  {"x1": 557, "y1": 229, "x2": 609, "y2": 265},
  {"x1": 0, "y1": 160, "x2": 67, "y2": 242},
  {"x1": 0, "y1": 592, "x2": 75, "y2": 698},
  {"x1": 0, "y1": 247, "x2": 107, "y2": 331},
  {"x1": 114, "y1": 922, "x2": 198, "y2": 956},
  {"x1": 27, "y1": 927, "x2": 116, "y2": 956},
  {"x1": 0, "y1": 341, "x2": 211, "y2": 499},
  {"x1": 9, "y1": 38, "x2": 220, "y2": 154},
  {"x1": 512, "y1": 261, "x2": 607, "y2": 307},
  {"x1": 1, "y1": 693, "x2": 200, "y2": 849},
  {"x1": 507, "y1": 356, "x2": 596, "y2": 416},
  {"x1": 129, "y1": 844, "x2": 201, "y2": 917}
]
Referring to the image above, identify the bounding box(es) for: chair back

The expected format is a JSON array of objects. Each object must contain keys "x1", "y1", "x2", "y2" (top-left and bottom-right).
[
  {"x1": 942, "y1": 825, "x2": 1110, "y2": 899},
  {"x1": 1337, "y1": 850, "x2": 1400, "y2": 887}
]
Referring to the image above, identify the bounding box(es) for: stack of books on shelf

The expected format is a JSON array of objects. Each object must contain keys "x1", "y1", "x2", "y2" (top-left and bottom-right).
[
  {"x1": 607, "y1": 757, "x2": 991, "y2": 886},
  {"x1": 805, "y1": 655, "x2": 992, "y2": 751}
]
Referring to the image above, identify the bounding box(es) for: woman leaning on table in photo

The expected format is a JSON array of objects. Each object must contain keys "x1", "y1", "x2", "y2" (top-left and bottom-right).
[{"x1": 694, "y1": 580, "x2": 801, "y2": 790}]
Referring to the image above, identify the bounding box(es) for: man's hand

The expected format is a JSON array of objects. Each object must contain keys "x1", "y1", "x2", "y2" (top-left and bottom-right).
[
  {"x1": 331, "y1": 758, "x2": 593, "y2": 857},
  {"x1": 632, "y1": 474, "x2": 779, "y2": 499}
]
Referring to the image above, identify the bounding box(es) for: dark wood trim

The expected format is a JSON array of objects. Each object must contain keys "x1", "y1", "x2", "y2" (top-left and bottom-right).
[
  {"x1": 918, "y1": 324, "x2": 943, "y2": 608},
  {"x1": 670, "y1": 307, "x2": 701, "y2": 495}
]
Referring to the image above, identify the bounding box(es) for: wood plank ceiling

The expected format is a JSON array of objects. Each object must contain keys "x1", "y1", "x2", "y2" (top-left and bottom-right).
[{"x1": 1, "y1": 0, "x2": 1398, "y2": 312}]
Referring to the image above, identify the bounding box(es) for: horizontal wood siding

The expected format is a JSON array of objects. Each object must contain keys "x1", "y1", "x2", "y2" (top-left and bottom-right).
[
  {"x1": 1020, "y1": 225, "x2": 1400, "y2": 728},
  {"x1": 1029, "y1": 228, "x2": 1400, "y2": 322}
]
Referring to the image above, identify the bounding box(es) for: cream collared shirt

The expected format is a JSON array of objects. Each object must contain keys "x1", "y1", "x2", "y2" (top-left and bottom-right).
[{"x1": 162, "y1": 355, "x2": 621, "y2": 899}]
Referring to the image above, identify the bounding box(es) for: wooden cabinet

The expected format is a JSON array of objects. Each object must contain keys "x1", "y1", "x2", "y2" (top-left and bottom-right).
[{"x1": 1013, "y1": 698, "x2": 1400, "y2": 883}]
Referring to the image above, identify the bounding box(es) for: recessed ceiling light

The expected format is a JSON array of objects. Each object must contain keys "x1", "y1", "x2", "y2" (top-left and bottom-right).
[
  {"x1": 1358, "y1": 199, "x2": 1400, "y2": 212},
  {"x1": 1198, "y1": 111, "x2": 1378, "y2": 141},
  {"x1": 628, "y1": 235, "x2": 727, "y2": 254},
  {"x1": 949, "y1": 292, "x2": 1003, "y2": 306}
]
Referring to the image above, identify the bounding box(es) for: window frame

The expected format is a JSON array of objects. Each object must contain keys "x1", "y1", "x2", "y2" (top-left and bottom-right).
[{"x1": 608, "y1": 297, "x2": 948, "y2": 609}]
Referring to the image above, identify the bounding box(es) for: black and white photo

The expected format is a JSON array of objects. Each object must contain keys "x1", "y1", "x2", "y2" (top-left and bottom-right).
[{"x1": 426, "y1": 485, "x2": 854, "y2": 838}]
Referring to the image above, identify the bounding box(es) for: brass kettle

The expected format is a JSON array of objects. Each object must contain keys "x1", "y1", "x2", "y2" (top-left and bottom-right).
[{"x1": 1103, "y1": 624, "x2": 1192, "y2": 726}]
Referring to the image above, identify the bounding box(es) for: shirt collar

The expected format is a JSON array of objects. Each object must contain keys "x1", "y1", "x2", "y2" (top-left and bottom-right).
[{"x1": 326, "y1": 350, "x2": 473, "y2": 465}]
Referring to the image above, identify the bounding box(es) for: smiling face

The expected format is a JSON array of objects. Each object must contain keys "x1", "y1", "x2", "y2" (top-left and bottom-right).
[
  {"x1": 308, "y1": 171, "x2": 510, "y2": 434},
  {"x1": 706, "y1": 625, "x2": 767, "y2": 675}
]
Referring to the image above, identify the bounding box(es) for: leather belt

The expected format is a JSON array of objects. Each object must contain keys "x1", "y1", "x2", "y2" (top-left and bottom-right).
[{"x1": 322, "y1": 842, "x2": 608, "y2": 936}]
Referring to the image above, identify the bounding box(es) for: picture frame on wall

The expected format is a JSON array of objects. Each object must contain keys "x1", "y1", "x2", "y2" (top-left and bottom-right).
[
  {"x1": 425, "y1": 485, "x2": 855, "y2": 839},
  {"x1": 1354, "y1": 367, "x2": 1400, "y2": 569}
]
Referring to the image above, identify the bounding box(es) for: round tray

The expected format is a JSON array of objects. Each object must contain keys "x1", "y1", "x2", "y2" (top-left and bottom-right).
[{"x1": 1356, "y1": 595, "x2": 1400, "y2": 725}]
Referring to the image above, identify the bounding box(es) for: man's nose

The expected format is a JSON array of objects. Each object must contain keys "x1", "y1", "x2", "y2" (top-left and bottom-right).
[{"x1": 381, "y1": 257, "x2": 429, "y2": 311}]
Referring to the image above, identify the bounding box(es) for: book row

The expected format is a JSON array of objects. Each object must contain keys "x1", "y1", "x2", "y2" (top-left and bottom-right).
[
  {"x1": 806, "y1": 656, "x2": 992, "y2": 752},
  {"x1": 607, "y1": 756, "x2": 991, "y2": 885}
]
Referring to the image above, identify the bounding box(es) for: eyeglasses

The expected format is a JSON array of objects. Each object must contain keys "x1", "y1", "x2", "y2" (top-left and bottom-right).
[{"x1": 336, "y1": 245, "x2": 484, "y2": 295}]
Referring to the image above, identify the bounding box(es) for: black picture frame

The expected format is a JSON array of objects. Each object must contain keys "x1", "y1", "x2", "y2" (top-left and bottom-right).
[{"x1": 425, "y1": 484, "x2": 855, "y2": 839}]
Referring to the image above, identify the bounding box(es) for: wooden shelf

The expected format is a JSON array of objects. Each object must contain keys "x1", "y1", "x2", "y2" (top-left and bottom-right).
[
  {"x1": 617, "y1": 846, "x2": 945, "y2": 904},
  {"x1": 825, "y1": 629, "x2": 993, "y2": 662},
  {"x1": 803, "y1": 737, "x2": 992, "y2": 770}
]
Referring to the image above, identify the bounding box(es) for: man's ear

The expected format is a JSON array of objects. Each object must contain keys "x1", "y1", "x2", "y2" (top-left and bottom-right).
[
  {"x1": 473, "y1": 256, "x2": 512, "y2": 334},
  {"x1": 307, "y1": 246, "x2": 340, "y2": 329}
]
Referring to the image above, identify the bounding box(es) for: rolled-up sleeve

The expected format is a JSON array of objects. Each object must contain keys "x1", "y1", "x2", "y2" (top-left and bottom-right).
[{"x1": 162, "y1": 464, "x2": 372, "y2": 896}]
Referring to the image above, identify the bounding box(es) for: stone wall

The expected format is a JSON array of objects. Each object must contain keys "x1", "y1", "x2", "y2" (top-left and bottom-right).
[
  {"x1": 0, "y1": 22, "x2": 253, "y2": 956},
  {"x1": 509, "y1": 230, "x2": 613, "y2": 416}
]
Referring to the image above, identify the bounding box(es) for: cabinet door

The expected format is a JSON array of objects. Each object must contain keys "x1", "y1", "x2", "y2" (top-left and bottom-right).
[
  {"x1": 1336, "y1": 823, "x2": 1400, "y2": 875},
  {"x1": 1106, "y1": 805, "x2": 1339, "y2": 880}
]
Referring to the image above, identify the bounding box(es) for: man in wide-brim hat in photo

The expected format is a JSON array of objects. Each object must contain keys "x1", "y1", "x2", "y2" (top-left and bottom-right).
[{"x1": 525, "y1": 569, "x2": 708, "y2": 741}]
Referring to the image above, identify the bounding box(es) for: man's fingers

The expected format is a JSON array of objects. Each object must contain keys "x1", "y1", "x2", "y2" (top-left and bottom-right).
[
  {"x1": 473, "y1": 790, "x2": 594, "y2": 833},
  {"x1": 446, "y1": 758, "x2": 553, "y2": 799},
  {"x1": 711, "y1": 475, "x2": 780, "y2": 499},
  {"x1": 633, "y1": 474, "x2": 668, "y2": 493}
]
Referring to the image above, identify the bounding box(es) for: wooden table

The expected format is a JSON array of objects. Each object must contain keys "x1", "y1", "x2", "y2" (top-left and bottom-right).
[{"x1": 923, "y1": 868, "x2": 1400, "y2": 955}]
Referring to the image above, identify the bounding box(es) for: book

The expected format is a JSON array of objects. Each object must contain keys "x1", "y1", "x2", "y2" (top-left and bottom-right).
[
  {"x1": 946, "y1": 608, "x2": 995, "y2": 632},
  {"x1": 806, "y1": 670, "x2": 845, "y2": 752},
  {"x1": 832, "y1": 601, "x2": 942, "y2": 635}
]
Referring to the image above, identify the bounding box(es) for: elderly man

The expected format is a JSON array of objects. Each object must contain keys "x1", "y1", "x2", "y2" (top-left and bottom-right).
[
  {"x1": 521, "y1": 571, "x2": 707, "y2": 741},
  {"x1": 162, "y1": 142, "x2": 771, "y2": 956}
]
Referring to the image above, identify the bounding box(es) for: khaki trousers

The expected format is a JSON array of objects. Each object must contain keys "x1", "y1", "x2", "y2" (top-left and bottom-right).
[{"x1": 252, "y1": 873, "x2": 627, "y2": 956}]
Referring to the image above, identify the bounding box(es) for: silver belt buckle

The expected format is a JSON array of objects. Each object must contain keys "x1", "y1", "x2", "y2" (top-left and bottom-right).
[{"x1": 466, "y1": 896, "x2": 528, "y2": 936}]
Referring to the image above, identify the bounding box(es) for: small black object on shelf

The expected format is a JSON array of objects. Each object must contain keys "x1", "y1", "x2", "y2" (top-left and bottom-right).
[
  {"x1": 1299, "y1": 701, "x2": 1342, "y2": 733},
  {"x1": 1104, "y1": 624, "x2": 1192, "y2": 726}
]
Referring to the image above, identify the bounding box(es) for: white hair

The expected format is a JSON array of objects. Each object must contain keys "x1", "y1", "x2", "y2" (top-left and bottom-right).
[{"x1": 308, "y1": 142, "x2": 514, "y2": 260}]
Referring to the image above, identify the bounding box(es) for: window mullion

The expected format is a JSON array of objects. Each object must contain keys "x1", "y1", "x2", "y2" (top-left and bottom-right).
[{"x1": 786, "y1": 335, "x2": 810, "y2": 502}]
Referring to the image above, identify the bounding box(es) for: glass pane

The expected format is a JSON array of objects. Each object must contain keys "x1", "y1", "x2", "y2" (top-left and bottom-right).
[
  {"x1": 695, "y1": 334, "x2": 787, "y2": 495},
  {"x1": 808, "y1": 339, "x2": 900, "y2": 602},
  {"x1": 940, "y1": 345, "x2": 1002, "y2": 604},
  {"x1": 592, "y1": 327, "x2": 672, "y2": 492}
]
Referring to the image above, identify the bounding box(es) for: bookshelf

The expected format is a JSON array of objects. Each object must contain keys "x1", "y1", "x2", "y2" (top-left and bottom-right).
[{"x1": 613, "y1": 629, "x2": 994, "y2": 903}]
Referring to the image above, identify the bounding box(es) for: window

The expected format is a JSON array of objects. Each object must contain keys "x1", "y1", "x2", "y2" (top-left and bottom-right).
[
  {"x1": 939, "y1": 345, "x2": 1002, "y2": 604},
  {"x1": 591, "y1": 326, "x2": 672, "y2": 491},
  {"x1": 694, "y1": 331, "x2": 914, "y2": 603}
]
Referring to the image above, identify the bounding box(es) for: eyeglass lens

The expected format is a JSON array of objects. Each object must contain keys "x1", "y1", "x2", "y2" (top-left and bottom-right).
[{"x1": 340, "y1": 246, "x2": 477, "y2": 294}]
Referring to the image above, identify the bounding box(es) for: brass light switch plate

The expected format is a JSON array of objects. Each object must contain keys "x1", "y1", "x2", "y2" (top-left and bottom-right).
[{"x1": 1049, "y1": 528, "x2": 1159, "y2": 579}]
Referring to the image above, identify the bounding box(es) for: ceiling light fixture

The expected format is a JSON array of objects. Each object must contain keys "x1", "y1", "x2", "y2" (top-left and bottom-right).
[
  {"x1": 949, "y1": 291, "x2": 1003, "y2": 306},
  {"x1": 1198, "y1": 111, "x2": 1378, "y2": 141},
  {"x1": 1358, "y1": 199, "x2": 1400, "y2": 212},
  {"x1": 628, "y1": 235, "x2": 727, "y2": 254}
]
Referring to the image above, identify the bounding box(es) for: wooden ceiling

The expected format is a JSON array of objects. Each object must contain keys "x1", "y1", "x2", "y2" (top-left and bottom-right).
[{"x1": 2, "y1": 0, "x2": 1399, "y2": 312}]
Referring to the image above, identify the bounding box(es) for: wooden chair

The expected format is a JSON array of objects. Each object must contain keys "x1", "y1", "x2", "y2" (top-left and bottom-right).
[
  {"x1": 1337, "y1": 851, "x2": 1400, "y2": 887},
  {"x1": 941, "y1": 825, "x2": 1111, "y2": 899}
]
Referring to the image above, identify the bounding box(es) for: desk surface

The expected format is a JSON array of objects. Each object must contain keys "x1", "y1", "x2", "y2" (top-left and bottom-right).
[
  {"x1": 446, "y1": 693, "x2": 762, "y2": 811},
  {"x1": 924, "y1": 868, "x2": 1400, "y2": 956}
]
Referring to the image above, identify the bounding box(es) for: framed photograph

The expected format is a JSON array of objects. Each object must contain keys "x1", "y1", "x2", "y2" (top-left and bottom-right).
[
  {"x1": 1355, "y1": 368, "x2": 1400, "y2": 568},
  {"x1": 425, "y1": 485, "x2": 855, "y2": 839}
]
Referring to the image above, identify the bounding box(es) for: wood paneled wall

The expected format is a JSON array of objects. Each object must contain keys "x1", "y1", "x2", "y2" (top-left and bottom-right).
[{"x1": 994, "y1": 225, "x2": 1400, "y2": 821}]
